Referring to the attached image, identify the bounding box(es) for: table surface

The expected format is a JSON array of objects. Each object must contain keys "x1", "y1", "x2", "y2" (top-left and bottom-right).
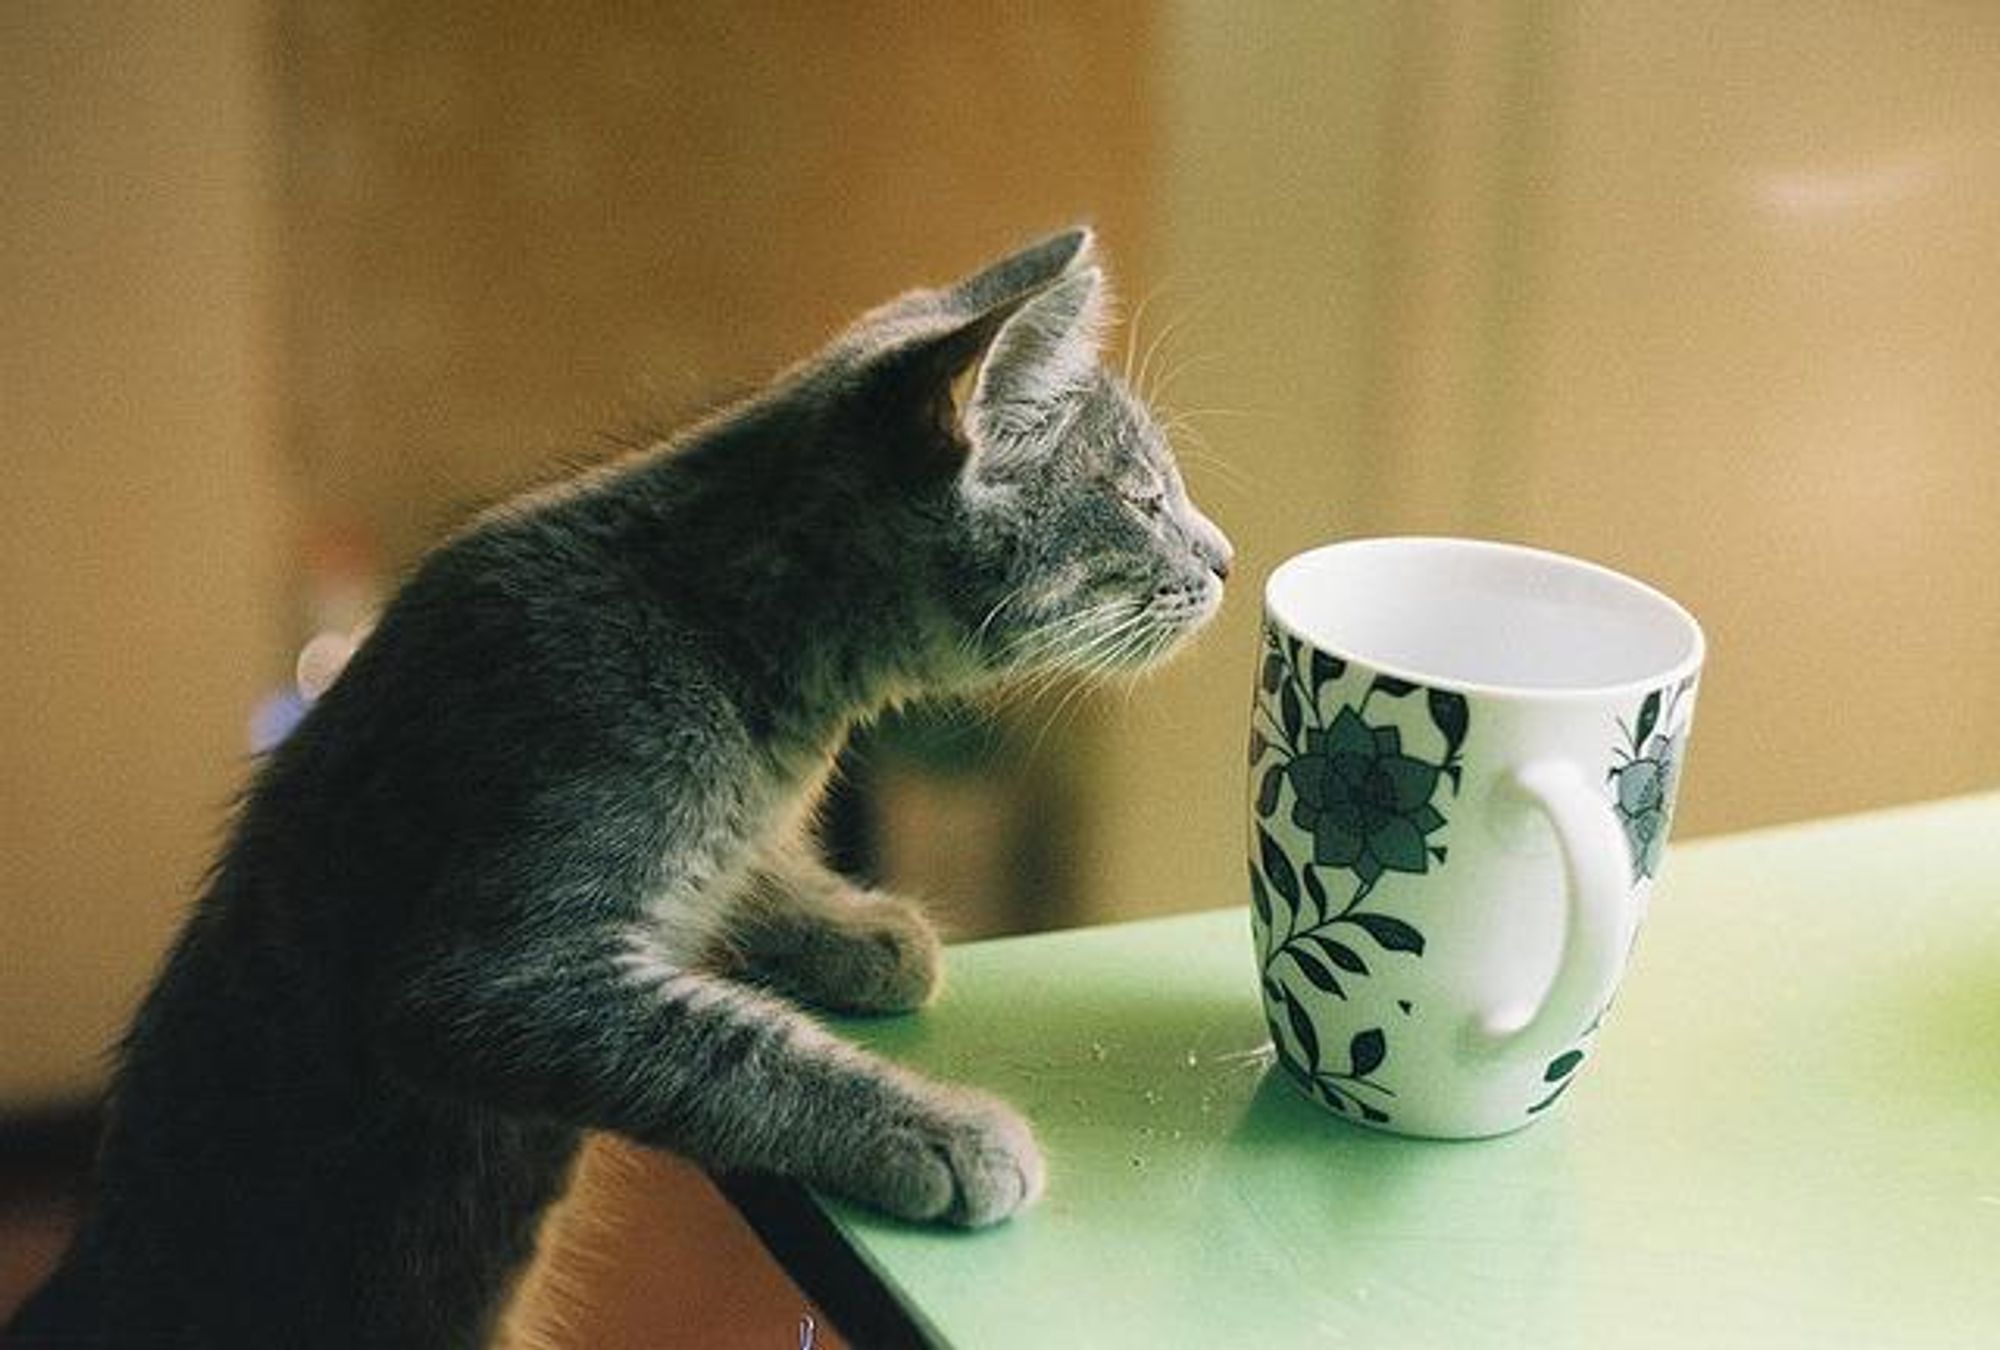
[{"x1": 724, "y1": 794, "x2": 2000, "y2": 1349}]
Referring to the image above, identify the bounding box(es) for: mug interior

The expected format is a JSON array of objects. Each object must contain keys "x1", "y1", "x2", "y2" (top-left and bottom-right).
[{"x1": 1265, "y1": 538, "x2": 1702, "y2": 695}]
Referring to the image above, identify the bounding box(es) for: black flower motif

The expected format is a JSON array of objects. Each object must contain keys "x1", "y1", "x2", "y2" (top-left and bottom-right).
[
  {"x1": 1284, "y1": 705, "x2": 1446, "y2": 885},
  {"x1": 1611, "y1": 732, "x2": 1681, "y2": 880}
]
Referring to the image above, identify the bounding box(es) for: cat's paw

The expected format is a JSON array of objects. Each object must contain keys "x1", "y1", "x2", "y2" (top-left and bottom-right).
[
  {"x1": 855, "y1": 1087, "x2": 1046, "y2": 1228},
  {"x1": 798, "y1": 893, "x2": 943, "y2": 1015}
]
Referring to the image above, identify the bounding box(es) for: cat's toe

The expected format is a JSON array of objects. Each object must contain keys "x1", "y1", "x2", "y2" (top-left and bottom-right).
[
  {"x1": 822, "y1": 896, "x2": 942, "y2": 1014},
  {"x1": 876, "y1": 1088, "x2": 1048, "y2": 1224},
  {"x1": 832, "y1": 1087, "x2": 1044, "y2": 1228},
  {"x1": 929, "y1": 1091, "x2": 1045, "y2": 1227},
  {"x1": 852, "y1": 1132, "x2": 959, "y2": 1223}
]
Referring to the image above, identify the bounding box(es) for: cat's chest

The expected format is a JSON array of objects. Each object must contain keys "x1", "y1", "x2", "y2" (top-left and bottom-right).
[{"x1": 637, "y1": 746, "x2": 836, "y2": 959}]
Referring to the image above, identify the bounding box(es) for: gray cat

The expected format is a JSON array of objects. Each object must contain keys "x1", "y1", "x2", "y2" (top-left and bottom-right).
[{"x1": 6, "y1": 228, "x2": 1232, "y2": 1349}]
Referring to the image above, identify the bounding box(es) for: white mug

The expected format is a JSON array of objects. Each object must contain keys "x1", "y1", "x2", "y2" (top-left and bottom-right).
[{"x1": 1247, "y1": 537, "x2": 1704, "y2": 1138}]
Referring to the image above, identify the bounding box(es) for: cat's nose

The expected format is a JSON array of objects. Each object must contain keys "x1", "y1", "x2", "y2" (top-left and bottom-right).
[
  {"x1": 1206, "y1": 531, "x2": 1235, "y2": 583},
  {"x1": 1192, "y1": 510, "x2": 1234, "y2": 583}
]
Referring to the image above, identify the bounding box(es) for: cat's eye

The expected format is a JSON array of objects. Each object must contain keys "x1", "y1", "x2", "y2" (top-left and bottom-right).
[{"x1": 1121, "y1": 485, "x2": 1166, "y2": 516}]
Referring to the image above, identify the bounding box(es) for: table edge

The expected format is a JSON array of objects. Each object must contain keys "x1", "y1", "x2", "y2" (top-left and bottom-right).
[{"x1": 713, "y1": 1171, "x2": 938, "y2": 1350}]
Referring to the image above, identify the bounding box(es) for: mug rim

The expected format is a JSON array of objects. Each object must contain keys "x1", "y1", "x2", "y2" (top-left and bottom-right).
[{"x1": 1263, "y1": 536, "x2": 1706, "y2": 702}]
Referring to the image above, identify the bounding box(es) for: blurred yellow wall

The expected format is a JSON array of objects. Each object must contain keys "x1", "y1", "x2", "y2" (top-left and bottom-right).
[
  {"x1": 1073, "y1": 4, "x2": 1392, "y2": 920},
  {"x1": 0, "y1": 1, "x2": 287, "y2": 1105},
  {"x1": 275, "y1": 1, "x2": 1159, "y2": 569},
  {"x1": 1082, "y1": 0, "x2": 2000, "y2": 919}
]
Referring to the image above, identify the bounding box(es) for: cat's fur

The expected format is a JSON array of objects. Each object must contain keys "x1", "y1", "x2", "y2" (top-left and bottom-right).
[{"x1": 6, "y1": 229, "x2": 1232, "y2": 1349}]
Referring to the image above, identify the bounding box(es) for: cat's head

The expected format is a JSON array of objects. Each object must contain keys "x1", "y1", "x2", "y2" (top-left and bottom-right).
[{"x1": 825, "y1": 228, "x2": 1233, "y2": 688}]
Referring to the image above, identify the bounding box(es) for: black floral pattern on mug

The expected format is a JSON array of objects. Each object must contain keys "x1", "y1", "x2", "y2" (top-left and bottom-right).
[
  {"x1": 1609, "y1": 678, "x2": 1695, "y2": 882},
  {"x1": 1286, "y1": 706, "x2": 1447, "y2": 884},
  {"x1": 1248, "y1": 622, "x2": 1469, "y2": 1124}
]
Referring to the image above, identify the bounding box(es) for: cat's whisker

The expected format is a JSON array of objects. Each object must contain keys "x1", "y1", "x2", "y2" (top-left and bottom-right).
[
  {"x1": 999, "y1": 632, "x2": 1104, "y2": 688},
  {"x1": 1135, "y1": 308, "x2": 1196, "y2": 409},
  {"x1": 1144, "y1": 306, "x2": 1184, "y2": 406},
  {"x1": 1154, "y1": 420, "x2": 1263, "y2": 495},
  {"x1": 1048, "y1": 682, "x2": 1106, "y2": 752},
  {"x1": 1156, "y1": 421, "x2": 1228, "y2": 462},
  {"x1": 1120, "y1": 283, "x2": 1168, "y2": 388},
  {"x1": 970, "y1": 588, "x2": 1025, "y2": 645},
  {"x1": 957, "y1": 584, "x2": 1030, "y2": 664},
  {"x1": 1032, "y1": 616, "x2": 1160, "y2": 736},
  {"x1": 999, "y1": 600, "x2": 1134, "y2": 667},
  {"x1": 1158, "y1": 405, "x2": 1271, "y2": 421},
  {"x1": 1005, "y1": 653, "x2": 1112, "y2": 722},
  {"x1": 1120, "y1": 660, "x2": 1148, "y2": 710},
  {"x1": 1136, "y1": 283, "x2": 1225, "y2": 408},
  {"x1": 1057, "y1": 608, "x2": 1151, "y2": 670},
  {"x1": 994, "y1": 604, "x2": 1148, "y2": 729},
  {"x1": 996, "y1": 625, "x2": 1091, "y2": 675},
  {"x1": 996, "y1": 660, "x2": 1097, "y2": 734},
  {"x1": 1023, "y1": 670, "x2": 1104, "y2": 766},
  {"x1": 1123, "y1": 280, "x2": 1199, "y2": 395},
  {"x1": 1148, "y1": 350, "x2": 1224, "y2": 407},
  {"x1": 987, "y1": 625, "x2": 1112, "y2": 715},
  {"x1": 1023, "y1": 609, "x2": 1165, "y2": 759},
  {"x1": 1087, "y1": 625, "x2": 1151, "y2": 685},
  {"x1": 1176, "y1": 451, "x2": 1252, "y2": 493},
  {"x1": 1157, "y1": 421, "x2": 1215, "y2": 457},
  {"x1": 1168, "y1": 444, "x2": 1260, "y2": 498},
  {"x1": 912, "y1": 694, "x2": 997, "y2": 740}
]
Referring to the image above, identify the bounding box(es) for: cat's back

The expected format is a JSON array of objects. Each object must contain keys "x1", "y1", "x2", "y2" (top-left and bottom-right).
[{"x1": 35, "y1": 490, "x2": 693, "y2": 1347}]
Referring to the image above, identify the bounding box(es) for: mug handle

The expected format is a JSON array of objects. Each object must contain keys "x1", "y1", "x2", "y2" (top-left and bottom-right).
[{"x1": 1469, "y1": 759, "x2": 1636, "y2": 1057}]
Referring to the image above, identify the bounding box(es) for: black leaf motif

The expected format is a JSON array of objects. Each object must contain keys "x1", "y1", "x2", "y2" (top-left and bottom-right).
[
  {"x1": 1526, "y1": 1079, "x2": 1575, "y2": 1115},
  {"x1": 1310, "y1": 650, "x2": 1345, "y2": 693},
  {"x1": 1262, "y1": 976, "x2": 1286, "y2": 1004},
  {"x1": 1258, "y1": 827, "x2": 1300, "y2": 909},
  {"x1": 1280, "y1": 683, "x2": 1302, "y2": 741},
  {"x1": 1370, "y1": 674, "x2": 1418, "y2": 699},
  {"x1": 1250, "y1": 868, "x2": 1272, "y2": 927},
  {"x1": 1256, "y1": 763, "x2": 1284, "y2": 817},
  {"x1": 1282, "y1": 988, "x2": 1321, "y2": 1069},
  {"x1": 1348, "y1": 912, "x2": 1425, "y2": 955},
  {"x1": 1349, "y1": 1028, "x2": 1386, "y2": 1077},
  {"x1": 1545, "y1": 1049, "x2": 1586, "y2": 1082},
  {"x1": 1260, "y1": 651, "x2": 1284, "y2": 693},
  {"x1": 1636, "y1": 689, "x2": 1662, "y2": 746},
  {"x1": 1289, "y1": 947, "x2": 1346, "y2": 999},
  {"x1": 1248, "y1": 728, "x2": 1269, "y2": 767},
  {"x1": 1359, "y1": 1103, "x2": 1390, "y2": 1125},
  {"x1": 1426, "y1": 689, "x2": 1470, "y2": 760},
  {"x1": 1301, "y1": 865, "x2": 1328, "y2": 921},
  {"x1": 1311, "y1": 937, "x2": 1368, "y2": 976}
]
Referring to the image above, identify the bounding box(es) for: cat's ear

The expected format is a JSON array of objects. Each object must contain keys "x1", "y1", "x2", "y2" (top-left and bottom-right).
[
  {"x1": 948, "y1": 227, "x2": 1098, "y2": 316},
  {"x1": 861, "y1": 228, "x2": 1106, "y2": 471},
  {"x1": 963, "y1": 262, "x2": 1108, "y2": 437}
]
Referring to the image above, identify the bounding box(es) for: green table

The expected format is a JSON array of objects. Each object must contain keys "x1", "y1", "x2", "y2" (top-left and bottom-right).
[{"x1": 723, "y1": 795, "x2": 2000, "y2": 1347}]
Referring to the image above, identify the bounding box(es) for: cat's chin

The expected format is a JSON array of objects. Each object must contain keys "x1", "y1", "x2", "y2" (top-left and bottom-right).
[
  {"x1": 1137, "y1": 591, "x2": 1225, "y2": 665},
  {"x1": 1129, "y1": 616, "x2": 1215, "y2": 673},
  {"x1": 1074, "y1": 604, "x2": 1223, "y2": 678}
]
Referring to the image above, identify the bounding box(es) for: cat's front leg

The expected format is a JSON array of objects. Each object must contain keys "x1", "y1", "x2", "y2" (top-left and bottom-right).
[
  {"x1": 613, "y1": 962, "x2": 1042, "y2": 1228},
  {"x1": 383, "y1": 933, "x2": 1041, "y2": 1227},
  {"x1": 716, "y1": 844, "x2": 943, "y2": 1015}
]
